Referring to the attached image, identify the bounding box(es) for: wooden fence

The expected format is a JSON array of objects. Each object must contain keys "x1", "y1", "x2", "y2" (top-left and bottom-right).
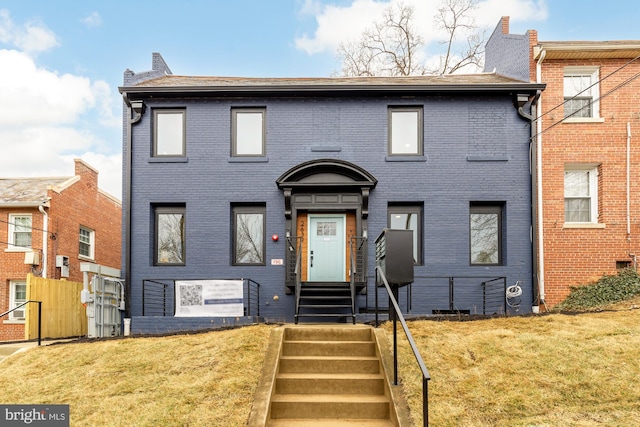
[{"x1": 25, "y1": 274, "x2": 87, "y2": 339}]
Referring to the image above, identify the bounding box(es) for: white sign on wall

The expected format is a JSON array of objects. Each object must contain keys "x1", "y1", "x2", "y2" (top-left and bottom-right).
[{"x1": 175, "y1": 280, "x2": 244, "y2": 317}]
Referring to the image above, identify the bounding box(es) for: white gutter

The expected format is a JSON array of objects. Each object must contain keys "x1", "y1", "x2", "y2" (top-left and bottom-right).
[
  {"x1": 38, "y1": 205, "x2": 48, "y2": 278},
  {"x1": 535, "y1": 49, "x2": 547, "y2": 310}
]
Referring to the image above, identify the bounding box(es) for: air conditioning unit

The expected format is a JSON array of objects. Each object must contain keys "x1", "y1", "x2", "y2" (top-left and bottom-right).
[
  {"x1": 12, "y1": 308, "x2": 25, "y2": 320},
  {"x1": 24, "y1": 251, "x2": 40, "y2": 266}
]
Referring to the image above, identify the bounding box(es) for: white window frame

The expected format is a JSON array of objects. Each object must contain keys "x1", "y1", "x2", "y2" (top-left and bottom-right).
[
  {"x1": 564, "y1": 164, "x2": 599, "y2": 225},
  {"x1": 7, "y1": 214, "x2": 32, "y2": 252},
  {"x1": 79, "y1": 226, "x2": 95, "y2": 260},
  {"x1": 563, "y1": 67, "x2": 602, "y2": 122},
  {"x1": 8, "y1": 280, "x2": 27, "y2": 323}
]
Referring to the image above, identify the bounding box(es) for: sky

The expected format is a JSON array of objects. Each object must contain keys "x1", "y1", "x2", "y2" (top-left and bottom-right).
[{"x1": 1, "y1": 0, "x2": 639, "y2": 199}]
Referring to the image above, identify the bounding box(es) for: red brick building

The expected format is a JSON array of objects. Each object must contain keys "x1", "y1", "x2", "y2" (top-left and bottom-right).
[
  {"x1": 0, "y1": 159, "x2": 121, "y2": 340},
  {"x1": 486, "y1": 17, "x2": 640, "y2": 308}
]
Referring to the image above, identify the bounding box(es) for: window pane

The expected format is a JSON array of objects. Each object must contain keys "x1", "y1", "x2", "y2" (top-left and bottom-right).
[
  {"x1": 564, "y1": 170, "x2": 589, "y2": 197},
  {"x1": 390, "y1": 212, "x2": 419, "y2": 263},
  {"x1": 15, "y1": 282, "x2": 26, "y2": 301},
  {"x1": 156, "y1": 112, "x2": 184, "y2": 156},
  {"x1": 79, "y1": 228, "x2": 92, "y2": 257},
  {"x1": 235, "y1": 112, "x2": 264, "y2": 155},
  {"x1": 391, "y1": 110, "x2": 419, "y2": 154},
  {"x1": 235, "y1": 213, "x2": 264, "y2": 264},
  {"x1": 157, "y1": 212, "x2": 185, "y2": 264},
  {"x1": 12, "y1": 216, "x2": 32, "y2": 248},
  {"x1": 470, "y1": 212, "x2": 499, "y2": 264},
  {"x1": 565, "y1": 198, "x2": 590, "y2": 222},
  {"x1": 564, "y1": 74, "x2": 594, "y2": 118}
]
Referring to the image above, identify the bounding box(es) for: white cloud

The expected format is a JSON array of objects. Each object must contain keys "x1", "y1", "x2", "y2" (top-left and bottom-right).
[
  {"x1": 81, "y1": 12, "x2": 102, "y2": 28},
  {"x1": 295, "y1": 0, "x2": 548, "y2": 55},
  {"x1": 0, "y1": 11, "x2": 122, "y2": 197},
  {"x1": 0, "y1": 9, "x2": 59, "y2": 54}
]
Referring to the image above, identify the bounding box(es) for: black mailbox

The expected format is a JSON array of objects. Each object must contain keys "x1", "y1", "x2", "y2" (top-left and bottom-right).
[{"x1": 375, "y1": 229, "x2": 414, "y2": 286}]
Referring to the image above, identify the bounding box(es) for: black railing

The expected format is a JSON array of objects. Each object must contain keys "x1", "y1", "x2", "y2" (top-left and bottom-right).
[
  {"x1": 291, "y1": 237, "x2": 303, "y2": 322},
  {"x1": 482, "y1": 277, "x2": 508, "y2": 314},
  {"x1": 375, "y1": 266, "x2": 430, "y2": 427},
  {"x1": 141, "y1": 279, "x2": 261, "y2": 317},
  {"x1": 0, "y1": 300, "x2": 42, "y2": 346},
  {"x1": 350, "y1": 236, "x2": 368, "y2": 284},
  {"x1": 286, "y1": 236, "x2": 303, "y2": 286}
]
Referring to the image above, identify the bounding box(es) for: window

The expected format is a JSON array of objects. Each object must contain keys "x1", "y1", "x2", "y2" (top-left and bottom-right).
[
  {"x1": 388, "y1": 107, "x2": 423, "y2": 155},
  {"x1": 470, "y1": 203, "x2": 503, "y2": 265},
  {"x1": 388, "y1": 204, "x2": 423, "y2": 264},
  {"x1": 564, "y1": 67, "x2": 599, "y2": 119},
  {"x1": 232, "y1": 108, "x2": 265, "y2": 156},
  {"x1": 79, "y1": 226, "x2": 95, "y2": 259},
  {"x1": 232, "y1": 205, "x2": 265, "y2": 265},
  {"x1": 8, "y1": 214, "x2": 32, "y2": 251},
  {"x1": 154, "y1": 206, "x2": 186, "y2": 265},
  {"x1": 565, "y1": 166, "x2": 598, "y2": 223},
  {"x1": 153, "y1": 109, "x2": 186, "y2": 156},
  {"x1": 9, "y1": 280, "x2": 26, "y2": 322}
]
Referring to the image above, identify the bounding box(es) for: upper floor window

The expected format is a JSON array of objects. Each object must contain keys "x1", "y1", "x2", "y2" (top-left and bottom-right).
[
  {"x1": 232, "y1": 204, "x2": 265, "y2": 265},
  {"x1": 8, "y1": 214, "x2": 32, "y2": 251},
  {"x1": 232, "y1": 108, "x2": 266, "y2": 156},
  {"x1": 388, "y1": 203, "x2": 423, "y2": 265},
  {"x1": 153, "y1": 109, "x2": 186, "y2": 157},
  {"x1": 470, "y1": 203, "x2": 504, "y2": 266},
  {"x1": 154, "y1": 205, "x2": 186, "y2": 265},
  {"x1": 79, "y1": 226, "x2": 95, "y2": 259},
  {"x1": 565, "y1": 166, "x2": 598, "y2": 223},
  {"x1": 388, "y1": 107, "x2": 423, "y2": 156},
  {"x1": 564, "y1": 67, "x2": 600, "y2": 119},
  {"x1": 9, "y1": 280, "x2": 26, "y2": 322}
]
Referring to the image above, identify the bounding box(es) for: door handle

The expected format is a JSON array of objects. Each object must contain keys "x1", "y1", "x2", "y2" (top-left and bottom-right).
[{"x1": 310, "y1": 251, "x2": 313, "y2": 267}]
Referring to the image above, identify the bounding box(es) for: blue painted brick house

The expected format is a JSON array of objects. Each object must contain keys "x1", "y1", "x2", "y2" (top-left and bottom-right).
[{"x1": 119, "y1": 53, "x2": 544, "y2": 333}]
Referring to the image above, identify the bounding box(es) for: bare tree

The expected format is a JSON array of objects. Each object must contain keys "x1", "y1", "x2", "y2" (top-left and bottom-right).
[
  {"x1": 430, "y1": 0, "x2": 485, "y2": 75},
  {"x1": 336, "y1": 0, "x2": 484, "y2": 77},
  {"x1": 337, "y1": 2, "x2": 425, "y2": 77}
]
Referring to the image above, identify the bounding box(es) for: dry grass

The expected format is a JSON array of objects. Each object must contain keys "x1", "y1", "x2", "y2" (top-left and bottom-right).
[
  {"x1": 386, "y1": 301, "x2": 640, "y2": 426},
  {"x1": 0, "y1": 324, "x2": 275, "y2": 427},
  {"x1": 1, "y1": 303, "x2": 640, "y2": 426}
]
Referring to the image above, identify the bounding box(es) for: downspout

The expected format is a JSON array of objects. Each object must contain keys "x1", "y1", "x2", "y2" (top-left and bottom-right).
[
  {"x1": 535, "y1": 49, "x2": 547, "y2": 311},
  {"x1": 38, "y1": 205, "x2": 48, "y2": 278},
  {"x1": 121, "y1": 93, "x2": 145, "y2": 318}
]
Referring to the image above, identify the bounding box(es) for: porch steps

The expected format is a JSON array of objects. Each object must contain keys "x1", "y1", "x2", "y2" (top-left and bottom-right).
[
  {"x1": 250, "y1": 325, "x2": 408, "y2": 426},
  {"x1": 296, "y1": 282, "x2": 355, "y2": 324}
]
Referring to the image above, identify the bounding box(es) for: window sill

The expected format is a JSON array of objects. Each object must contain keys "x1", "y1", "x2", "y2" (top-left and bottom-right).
[
  {"x1": 228, "y1": 157, "x2": 269, "y2": 163},
  {"x1": 311, "y1": 145, "x2": 342, "y2": 152},
  {"x1": 4, "y1": 248, "x2": 30, "y2": 253},
  {"x1": 148, "y1": 157, "x2": 189, "y2": 163},
  {"x1": 385, "y1": 155, "x2": 427, "y2": 162},
  {"x1": 467, "y1": 155, "x2": 509, "y2": 162},
  {"x1": 563, "y1": 222, "x2": 606, "y2": 229},
  {"x1": 79, "y1": 255, "x2": 95, "y2": 262},
  {"x1": 2, "y1": 320, "x2": 25, "y2": 324},
  {"x1": 563, "y1": 117, "x2": 605, "y2": 124}
]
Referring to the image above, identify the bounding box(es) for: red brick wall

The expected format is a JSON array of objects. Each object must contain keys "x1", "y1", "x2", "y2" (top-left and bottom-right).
[
  {"x1": 1, "y1": 160, "x2": 121, "y2": 341},
  {"x1": 540, "y1": 58, "x2": 640, "y2": 306}
]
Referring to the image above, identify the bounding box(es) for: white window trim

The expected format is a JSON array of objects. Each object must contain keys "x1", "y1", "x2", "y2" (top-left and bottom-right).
[
  {"x1": 7, "y1": 280, "x2": 27, "y2": 323},
  {"x1": 6, "y1": 214, "x2": 32, "y2": 252},
  {"x1": 563, "y1": 66, "x2": 600, "y2": 121},
  {"x1": 564, "y1": 164, "x2": 599, "y2": 225},
  {"x1": 79, "y1": 226, "x2": 95, "y2": 260}
]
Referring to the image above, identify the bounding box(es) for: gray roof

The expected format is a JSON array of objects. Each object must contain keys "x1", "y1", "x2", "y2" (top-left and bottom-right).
[{"x1": 0, "y1": 177, "x2": 73, "y2": 206}]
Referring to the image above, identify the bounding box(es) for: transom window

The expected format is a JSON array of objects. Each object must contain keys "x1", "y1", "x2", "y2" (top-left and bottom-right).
[
  {"x1": 565, "y1": 166, "x2": 598, "y2": 223},
  {"x1": 9, "y1": 280, "x2": 26, "y2": 322},
  {"x1": 232, "y1": 108, "x2": 266, "y2": 156},
  {"x1": 232, "y1": 204, "x2": 265, "y2": 265},
  {"x1": 154, "y1": 206, "x2": 186, "y2": 265},
  {"x1": 79, "y1": 226, "x2": 95, "y2": 259},
  {"x1": 388, "y1": 204, "x2": 423, "y2": 264},
  {"x1": 8, "y1": 214, "x2": 32, "y2": 251},
  {"x1": 153, "y1": 109, "x2": 186, "y2": 156},
  {"x1": 564, "y1": 67, "x2": 599, "y2": 119},
  {"x1": 470, "y1": 203, "x2": 503, "y2": 265},
  {"x1": 388, "y1": 107, "x2": 423, "y2": 155}
]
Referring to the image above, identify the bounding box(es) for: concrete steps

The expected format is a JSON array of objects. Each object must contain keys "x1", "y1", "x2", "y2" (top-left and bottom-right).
[{"x1": 260, "y1": 325, "x2": 401, "y2": 426}]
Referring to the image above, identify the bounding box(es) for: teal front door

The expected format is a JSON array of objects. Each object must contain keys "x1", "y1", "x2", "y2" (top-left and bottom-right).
[{"x1": 308, "y1": 214, "x2": 346, "y2": 282}]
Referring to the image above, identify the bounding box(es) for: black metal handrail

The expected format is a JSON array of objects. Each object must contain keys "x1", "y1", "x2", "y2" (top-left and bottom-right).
[
  {"x1": 244, "y1": 278, "x2": 261, "y2": 317},
  {"x1": 375, "y1": 266, "x2": 430, "y2": 427},
  {"x1": 291, "y1": 237, "x2": 303, "y2": 323},
  {"x1": 0, "y1": 300, "x2": 42, "y2": 346}
]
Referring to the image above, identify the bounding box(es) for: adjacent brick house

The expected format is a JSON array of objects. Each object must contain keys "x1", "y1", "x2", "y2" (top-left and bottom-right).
[
  {"x1": 119, "y1": 53, "x2": 543, "y2": 332},
  {"x1": 0, "y1": 159, "x2": 121, "y2": 340},
  {"x1": 486, "y1": 17, "x2": 640, "y2": 308}
]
